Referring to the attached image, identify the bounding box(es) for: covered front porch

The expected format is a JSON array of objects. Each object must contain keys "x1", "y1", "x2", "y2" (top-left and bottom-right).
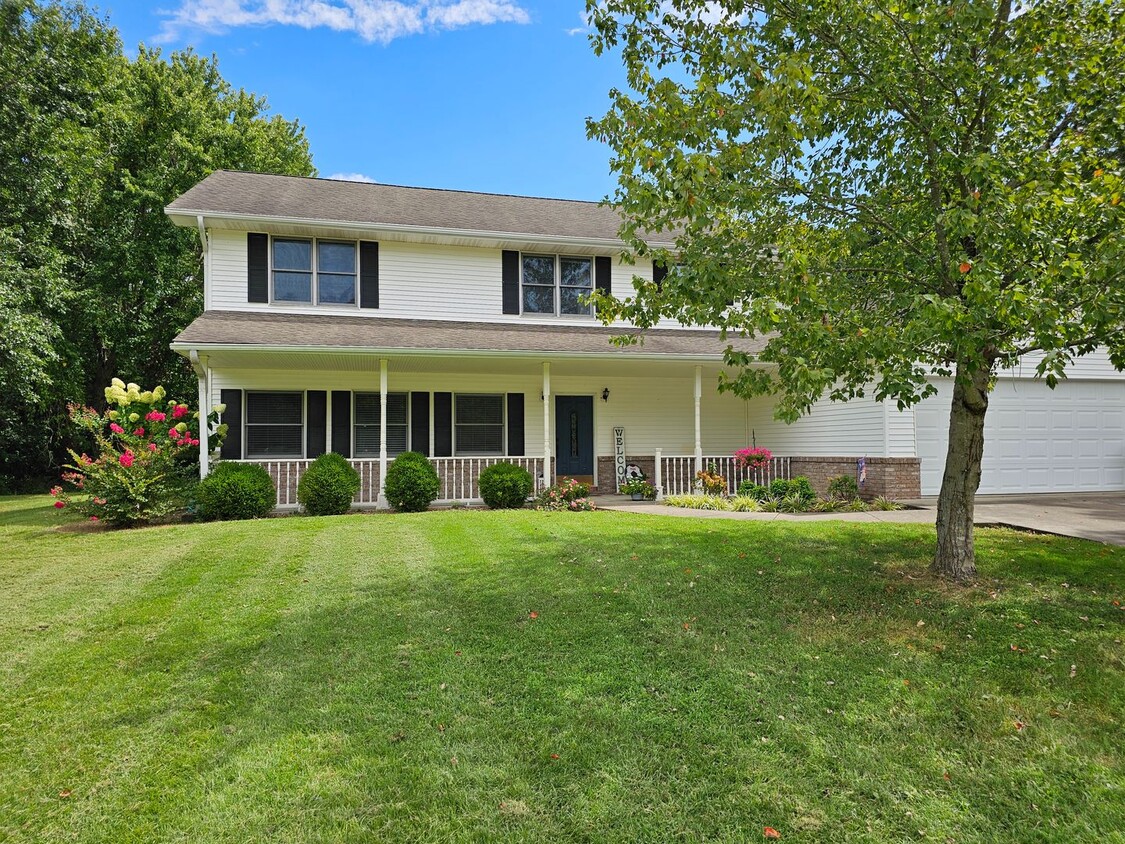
[{"x1": 174, "y1": 312, "x2": 921, "y2": 509}]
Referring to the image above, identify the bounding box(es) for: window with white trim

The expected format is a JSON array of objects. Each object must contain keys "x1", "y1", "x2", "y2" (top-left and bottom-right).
[
  {"x1": 455, "y1": 394, "x2": 504, "y2": 455},
  {"x1": 272, "y1": 238, "x2": 357, "y2": 306},
  {"x1": 354, "y1": 392, "x2": 408, "y2": 456},
  {"x1": 521, "y1": 255, "x2": 593, "y2": 316},
  {"x1": 245, "y1": 392, "x2": 303, "y2": 458}
]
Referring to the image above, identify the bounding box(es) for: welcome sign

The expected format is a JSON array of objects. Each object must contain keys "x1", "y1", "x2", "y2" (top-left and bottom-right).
[{"x1": 613, "y1": 427, "x2": 626, "y2": 492}]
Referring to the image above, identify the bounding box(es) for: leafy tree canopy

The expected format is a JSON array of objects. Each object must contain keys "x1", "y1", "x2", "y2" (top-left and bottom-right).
[
  {"x1": 0, "y1": 0, "x2": 314, "y2": 487},
  {"x1": 586, "y1": 0, "x2": 1124, "y2": 577}
]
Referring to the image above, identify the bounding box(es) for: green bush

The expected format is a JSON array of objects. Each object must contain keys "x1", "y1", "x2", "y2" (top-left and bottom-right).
[
  {"x1": 196, "y1": 462, "x2": 276, "y2": 520},
  {"x1": 826, "y1": 474, "x2": 860, "y2": 501},
  {"x1": 383, "y1": 451, "x2": 440, "y2": 512},
  {"x1": 736, "y1": 481, "x2": 771, "y2": 500},
  {"x1": 478, "y1": 462, "x2": 533, "y2": 509},
  {"x1": 768, "y1": 476, "x2": 816, "y2": 502},
  {"x1": 297, "y1": 452, "x2": 360, "y2": 516}
]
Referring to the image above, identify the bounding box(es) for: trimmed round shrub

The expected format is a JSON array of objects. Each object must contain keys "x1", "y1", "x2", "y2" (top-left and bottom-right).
[
  {"x1": 478, "y1": 462, "x2": 533, "y2": 509},
  {"x1": 297, "y1": 452, "x2": 360, "y2": 516},
  {"x1": 826, "y1": 474, "x2": 860, "y2": 501},
  {"x1": 769, "y1": 476, "x2": 816, "y2": 502},
  {"x1": 383, "y1": 451, "x2": 440, "y2": 512},
  {"x1": 196, "y1": 462, "x2": 276, "y2": 520}
]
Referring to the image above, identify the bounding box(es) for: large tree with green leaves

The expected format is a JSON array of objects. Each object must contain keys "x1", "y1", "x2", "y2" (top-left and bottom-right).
[
  {"x1": 0, "y1": 0, "x2": 313, "y2": 488},
  {"x1": 586, "y1": 0, "x2": 1125, "y2": 578}
]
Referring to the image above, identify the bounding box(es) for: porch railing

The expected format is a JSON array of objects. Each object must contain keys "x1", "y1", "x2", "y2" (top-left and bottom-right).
[
  {"x1": 656, "y1": 454, "x2": 791, "y2": 497},
  {"x1": 236, "y1": 456, "x2": 544, "y2": 509}
]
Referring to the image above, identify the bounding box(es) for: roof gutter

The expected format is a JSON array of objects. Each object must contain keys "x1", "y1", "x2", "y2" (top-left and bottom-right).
[{"x1": 165, "y1": 209, "x2": 677, "y2": 251}]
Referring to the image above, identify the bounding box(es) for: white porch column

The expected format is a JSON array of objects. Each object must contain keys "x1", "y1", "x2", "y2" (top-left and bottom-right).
[
  {"x1": 189, "y1": 350, "x2": 209, "y2": 479},
  {"x1": 693, "y1": 365, "x2": 703, "y2": 473},
  {"x1": 196, "y1": 372, "x2": 209, "y2": 479},
  {"x1": 654, "y1": 448, "x2": 663, "y2": 501},
  {"x1": 542, "y1": 362, "x2": 552, "y2": 487},
  {"x1": 378, "y1": 358, "x2": 389, "y2": 508}
]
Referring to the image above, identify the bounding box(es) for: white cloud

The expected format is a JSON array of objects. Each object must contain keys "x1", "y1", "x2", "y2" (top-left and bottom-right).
[
  {"x1": 327, "y1": 172, "x2": 378, "y2": 182},
  {"x1": 156, "y1": 0, "x2": 530, "y2": 44}
]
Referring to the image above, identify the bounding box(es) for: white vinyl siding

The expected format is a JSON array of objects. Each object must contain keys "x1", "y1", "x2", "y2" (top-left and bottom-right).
[{"x1": 206, "y1": 231, "x2": 691, "y2": 328}]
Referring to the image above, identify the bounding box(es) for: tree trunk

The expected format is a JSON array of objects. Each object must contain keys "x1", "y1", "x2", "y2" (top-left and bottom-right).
[{"x1": 932, "y1": 361, "x2": 991, "y2": 580}]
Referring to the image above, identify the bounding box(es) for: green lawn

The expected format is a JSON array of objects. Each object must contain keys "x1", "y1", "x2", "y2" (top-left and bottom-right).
[{"x1": 1, "y1": 496, "x2": 1122, "y2": 843}]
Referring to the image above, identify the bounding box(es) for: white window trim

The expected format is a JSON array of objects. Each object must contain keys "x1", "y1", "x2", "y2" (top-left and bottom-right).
[
  {"x1": 354, "y1": 391, "x2": 410, "y2": 457},
  {"x1": 244, "y1": 391, "x2": 305, "y2": 459},
  {"x1": 520, "y1": 253, "x2": 595, "y2": 318},
  {"x1": 269, "y1": 236, "x2": 360, "y2": 309},
  {"x1": 454, "y1": 393, "x2": 507, "y2": 457}
]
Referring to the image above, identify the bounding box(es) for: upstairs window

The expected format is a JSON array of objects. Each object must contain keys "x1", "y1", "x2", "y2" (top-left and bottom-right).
[
  {"x1": 354, "y1": 392, "x2": 408, "y2": 456},
  {"x1": 272, "y1": 238, "x2": 357, "y2": 306},
  {"x1": 521, "y1": 255, "x2": 593, "y2": 316}
]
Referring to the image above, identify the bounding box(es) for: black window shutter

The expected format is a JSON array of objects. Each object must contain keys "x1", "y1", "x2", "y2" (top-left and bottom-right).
[
  {"x1": 247, "y1": 233, "x2": 269, "y2": 303},
  {"x1": 220, "y1": 389, "x2": 242, "y2": 459},
  {"x1": 652, "y1": 260, "x2": 668, "y2": 290},
  {"x1": 331, "y1": 391, "x2": 352, "y2": 458},
  {"x1": 595, "y1": 255, "x2": 612, "y2": 306},
  {"x1": 360, "y1": 241, "x2": 379, "y2": 309},
  {"x1": 501, "y1": 250, "x2": 520, "y2": 314},
  {"x1": 433, "y1": 392, "x2": 453, "y2": 457},
  {"x1": 410, "y1": 391, "x2": 430, "y2": 456},
  {"x1": 306, "y1": 390, "x2": 327, "y2": 458},
  {"x1": 506, "y1": 393, "x2": 525, "y2": 456}
]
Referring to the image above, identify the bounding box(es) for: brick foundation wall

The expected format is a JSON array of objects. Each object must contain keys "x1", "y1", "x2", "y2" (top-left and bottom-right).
[{"x1": 788, "y1": 456, "x2": 921, "y2": 500}]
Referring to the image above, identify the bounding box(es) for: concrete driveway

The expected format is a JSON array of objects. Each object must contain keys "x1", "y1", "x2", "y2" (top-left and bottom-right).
[
  {"x1": 598, "y1": 492, "x2": 1125, "y2": 546},
  {"x1": 906, "y1": 492, "x2": 1125, "y2": 546}
]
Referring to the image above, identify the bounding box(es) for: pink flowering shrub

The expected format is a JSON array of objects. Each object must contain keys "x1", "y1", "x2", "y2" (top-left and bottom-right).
[
  {"x1": 733, "y1": 446, "x2": 773, "y2": 471},
  {"x1": 53, "y1": 379, "x2": 227, "y2": 526},
  {"x1": 534, "y1": 477, "x2": 596, "y2": 511}
]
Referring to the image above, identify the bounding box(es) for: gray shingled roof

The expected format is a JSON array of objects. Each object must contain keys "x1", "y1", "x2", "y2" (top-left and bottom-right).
[
  {"x1": 171, "y1": 311, "x2": 763, "y2": 359},
  {"x1": 167, "y1": 170, "x2": 674, "y2": 244}
]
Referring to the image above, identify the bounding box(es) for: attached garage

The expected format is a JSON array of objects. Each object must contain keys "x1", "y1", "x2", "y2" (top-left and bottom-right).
[{"x1": 916, "y1": 376, "x2": 1125, "y2": 495}]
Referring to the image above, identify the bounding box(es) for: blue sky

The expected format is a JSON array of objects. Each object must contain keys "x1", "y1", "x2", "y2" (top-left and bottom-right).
[{"x1": 100, "y1": 1, "x2": 628, "y2": 201}]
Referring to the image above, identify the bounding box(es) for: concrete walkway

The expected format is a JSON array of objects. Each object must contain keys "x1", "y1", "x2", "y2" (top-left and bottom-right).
[{"x1": 594, "y1": 492, "x2": 1125, "y2": 546}]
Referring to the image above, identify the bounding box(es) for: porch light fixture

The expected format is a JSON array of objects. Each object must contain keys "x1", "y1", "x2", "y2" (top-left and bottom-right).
[{"x1": 601, "y1": 388, "x2": 610, "y2": 402}]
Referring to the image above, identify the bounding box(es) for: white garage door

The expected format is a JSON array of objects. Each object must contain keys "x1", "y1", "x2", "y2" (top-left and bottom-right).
[{"x1": 916, "y1": 378, "x2": 1125, "y2": 495}]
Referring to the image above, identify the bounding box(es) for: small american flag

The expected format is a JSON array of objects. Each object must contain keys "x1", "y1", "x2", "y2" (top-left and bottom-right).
[{"x1": 858, "y1": 456, "x2": 867, "y2": 487}]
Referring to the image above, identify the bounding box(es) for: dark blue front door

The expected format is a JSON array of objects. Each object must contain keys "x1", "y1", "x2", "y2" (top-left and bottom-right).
[{"x1": 555, "y1": 395, "x2": 594, "y2": 477}]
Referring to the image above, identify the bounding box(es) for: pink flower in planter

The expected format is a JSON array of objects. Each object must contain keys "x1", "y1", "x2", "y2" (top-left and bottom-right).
[
  {"x1": 133, "y1": 427, "x2": 145, "y2": 436},
  {"x1": 109, "y1": 423, "x2": 125, "y2": 434},
  {"x1": 172, "y1": 404, "x2": 189, "y2": 419},
  {"x1": 189, "y1": 438, "x2": 200, "y2": 447},
  {"x1": 145, "y1": 410, "x2": 166, "y2": 422},
  {"x1": 169, "y1": 429, "x2": 180, "y2": 439},
  {"x1": 734, "y1": 446, "x2": 773, "y2": 470},
  {"x1": 119, "y1": 451, "x2": 135, "y2": 468},
  {"x1": 149, "y1": 443, "x2": 158, "y2": 452}
]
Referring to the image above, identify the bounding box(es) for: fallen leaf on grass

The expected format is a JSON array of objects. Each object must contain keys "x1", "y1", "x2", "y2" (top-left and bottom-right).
[
  {"x1": 1070, "y1": 664, "x2": 1077, "y2": 678},
  {"x1": 528, "y1": 611, "x2": 539, "y2": 620},
  {"x1": 764, "y1": 827, "x2": 781, "y2": 839},
  {"x1": 1014, "y1": 720, "x2": 1027, "y2": 731},
  {"x1": 58, "y1": 790, "x2": 72, "y2": 799},
  {"x1": 943, "y1": 772, "x2": 951, "y2": 781},
  {"x1": 550, "y1": 753, "x2": 560, "y2": 760}
]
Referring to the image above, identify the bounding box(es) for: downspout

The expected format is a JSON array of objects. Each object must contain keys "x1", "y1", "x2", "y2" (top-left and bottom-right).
[
  {"x1": 196, "y1": 215, "x2": 209, "y2": 311},
  {"x1": 189, "y1": 349, "x2": 210, "y2": 479}
]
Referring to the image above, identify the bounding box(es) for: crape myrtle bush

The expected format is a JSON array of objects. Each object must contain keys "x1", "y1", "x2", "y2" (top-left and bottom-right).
[
  {"x1": 297, "y1": 452, "x2": 361, "y2": 516},
  {"x1": 383, "y1": 451, "x2": 441, "y2": 512},
  {"x1": 197, "y1": 462, "x2": 276, "y2": 520},
  {"x1": 478, "y1": 462, "x2": 533, "y2": 509},
  {"x1": 53, "y1": 379, "x2": 226, "y2": 526}
]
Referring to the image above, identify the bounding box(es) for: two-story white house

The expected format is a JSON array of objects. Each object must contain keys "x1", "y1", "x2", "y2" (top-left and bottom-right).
[{"x1": 167, "y1": 170, "x2": 1125, "y2": 507}]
